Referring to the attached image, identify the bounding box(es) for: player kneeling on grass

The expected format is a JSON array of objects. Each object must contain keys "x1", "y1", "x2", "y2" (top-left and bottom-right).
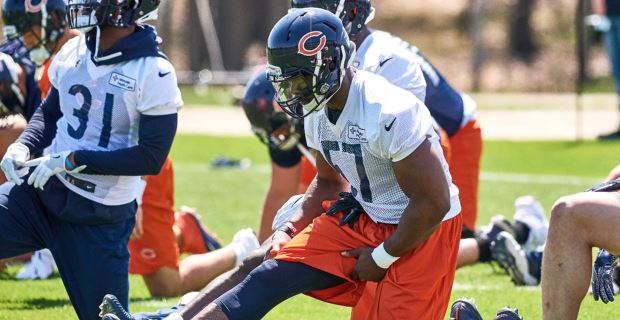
[
  {"x1": 128, "y1": 156, "x2": 259, "y2": 298},
  {"x1": 542, "y1": 165, "x2": 620, "y2": 320},
  {"x1": 190, "y1": 8, "x2": 460, "y2": 320},
  {"x1": 0, "y1": 0, "x2": 182, "y2": 318}
]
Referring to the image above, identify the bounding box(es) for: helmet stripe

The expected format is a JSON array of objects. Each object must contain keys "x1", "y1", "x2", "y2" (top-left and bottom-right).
[{"x1": 335, "y1": 0, "x2": 345, "y2": 18}]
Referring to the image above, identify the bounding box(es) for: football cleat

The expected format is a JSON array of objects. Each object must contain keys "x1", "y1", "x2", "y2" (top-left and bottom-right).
[
  {"x1": 231, "y1": 228, "x2": 260, "y2": 266},
  {"x1": 449, "y1": 298, "x2": 483, "y2": 320},
  {"x1": 493, "y1": 306, "x2": 523, "y2": 320},
  {"x1": 174, "y1": 206, "x2": 222, "y2": 254},
  {"x1": 513, "y1": 195, "x2": 548, "y2": 251},
  {"x1": 16, "y1": 249, "x2": 56, "y2": 280},
  {"x1": 477, "y1": 215, "x2": 515, "y2": 243},
  {"x1": 99, "y1": 294, "x2": 133, "y2": 320},
  {"x1": 491, "y1": 232, "x2": 540, "y2": 286}
]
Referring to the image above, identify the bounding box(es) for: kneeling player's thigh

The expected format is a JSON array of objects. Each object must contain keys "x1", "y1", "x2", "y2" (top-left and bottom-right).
[
  {"x1": 560, "y1": 192, "x2": 620, "y2": 253},
  {"x1": 368, "y1": 218, "x2": 460, "y2": 319},
  {"x1": 51, "y1": 218, "x2": 135, "y2": 319},
  {"x1": 0, "y1": 184, "x2": 47, "y2": 259}
]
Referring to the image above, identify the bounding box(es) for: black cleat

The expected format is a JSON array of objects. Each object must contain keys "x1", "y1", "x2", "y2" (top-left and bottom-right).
[
  {"x1": 493, "y1": 306, "x2": 523, "y2": 320},
  {"x1": 449, "y1": 298, "x2": 483, "y2": 320},
  {"x1": 99, "y1": 294, "x2": 134, "y2": 320}
]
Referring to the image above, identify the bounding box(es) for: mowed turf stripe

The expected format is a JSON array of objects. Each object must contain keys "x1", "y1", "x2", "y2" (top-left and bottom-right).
[{"x1": 481, "y1": 171, "x2": 601, "y2": 186}]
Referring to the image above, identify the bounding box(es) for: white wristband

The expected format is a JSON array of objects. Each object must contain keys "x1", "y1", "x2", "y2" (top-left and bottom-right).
[{"x1": 371, "y1": 242, "x2": 399, "y2": 269}]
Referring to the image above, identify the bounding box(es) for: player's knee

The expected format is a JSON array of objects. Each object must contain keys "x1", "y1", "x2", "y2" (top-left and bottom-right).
[
  {"x1": 549, "y1": 195, "x2": 578, "y2": 229},
  {"x1": 145, "y1": 279, "x2": 181, "y2": 297}
]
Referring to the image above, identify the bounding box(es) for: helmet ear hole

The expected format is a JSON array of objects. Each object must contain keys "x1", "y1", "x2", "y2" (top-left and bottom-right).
[{"x1": 329, "y1": 60, "x2": 337, "y2": 71}]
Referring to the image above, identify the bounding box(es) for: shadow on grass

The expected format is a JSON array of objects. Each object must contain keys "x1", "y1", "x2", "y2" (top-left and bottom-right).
[
  {"x1": 0, "y1": 273, "x2": 61, "y2": 281},
  {"x1": 0, "y1": 297, "x2": 71, "y2": 310}
]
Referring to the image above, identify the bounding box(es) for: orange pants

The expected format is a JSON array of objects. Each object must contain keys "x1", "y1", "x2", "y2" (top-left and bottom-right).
[
  {"x1": 128, "y1": 157, "x2": 179, "y2": 275},
  {"x1": 448, "y1": 120, "x2": 482, "y2": 231},
  {"x1": 276, "y1": 211, "x2": 462, "y2": 319}
]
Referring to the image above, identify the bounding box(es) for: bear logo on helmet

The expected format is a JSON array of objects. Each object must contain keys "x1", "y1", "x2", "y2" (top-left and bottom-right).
[{"x1": 298, "y1": 31, "x2": 326, "y2": 56}]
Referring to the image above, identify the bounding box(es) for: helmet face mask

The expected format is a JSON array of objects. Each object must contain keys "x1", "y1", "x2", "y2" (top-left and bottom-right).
[
  {"x1": 66, "y1": 0, "x2": 160, "y2": 30},
  {"x1": 242, "y1": 69, "x2": 303, "y2": 151},
  {"x1": 266, "y1": 8, "x2": 355, "y2": 119},
  {"x1": 2, "y1": 0, "x2": 67, "y2": 62}
]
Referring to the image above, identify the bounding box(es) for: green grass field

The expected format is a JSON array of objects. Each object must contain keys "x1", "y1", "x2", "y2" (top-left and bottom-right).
[{"x1": 0, "y1": 135, "x2": 619, "y2": 319}]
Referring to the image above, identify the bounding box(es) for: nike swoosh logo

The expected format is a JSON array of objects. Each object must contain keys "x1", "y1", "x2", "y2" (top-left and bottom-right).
[
  {"x1": 158, "y1": 71, "x2": 171, "y2": 77},
  {"x1": 385, "y1": 118, "x2": 396, "y2": 131},
  {"x1": 379, "y1": 57, "x2": 393, "y2": 67}
]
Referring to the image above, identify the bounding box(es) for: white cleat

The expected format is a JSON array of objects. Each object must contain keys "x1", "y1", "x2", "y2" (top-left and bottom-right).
[
  {"x1": 231, "y1": 228, "x2": 260, "y2": 266},
  {"x1": 16, "y1": 249, "x2": 56, "y2": 280},
  {"x1": 513, "y1": 195, "x2": 548, "y2": 251}
]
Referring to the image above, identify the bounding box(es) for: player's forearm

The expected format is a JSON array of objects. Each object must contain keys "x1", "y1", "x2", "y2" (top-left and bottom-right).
[
  {"x1": 74, "y1": 113, "x2": 177, "y2": 175},
  {"x1": 17, "y1": 88, "x2": 61, "y2": 156},
  {"x1": 289, "y1": 176, "x2": 347, "y2": 230},
  {"x1": 593, "y1": 0, "x2": 606, "y2": 15},
  {"x1": 383, "y1": 196, "x2": 449, "y2": 257}
]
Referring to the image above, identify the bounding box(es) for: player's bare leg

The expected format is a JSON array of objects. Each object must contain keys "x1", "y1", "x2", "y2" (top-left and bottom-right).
[
  {"x1": 457, "y1": 238, "x2": 481, "y2": 268},
  {"x1": 143, "y1": 249, "x2": 236, "y2": 297},
  {"x1": 542, "y1": 192, "x2": 620, "y2": 320}
]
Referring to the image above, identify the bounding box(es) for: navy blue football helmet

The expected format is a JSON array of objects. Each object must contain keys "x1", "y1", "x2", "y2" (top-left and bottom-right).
[
  {"x1": 2, "y1": 0, "x2": 67, "y2": 41},
  {"x1": 290, "y1": 0, "x2": 375, "y2": 39},
  {"x1": 242, "y1": 68, "x2": 303, "y2": 151},
  {"x1": 266, "y1": 7, "x2": 355, "y2": 119},
  {"x1": 66, "y1": 0, "x2": 160, "y2": 31}
]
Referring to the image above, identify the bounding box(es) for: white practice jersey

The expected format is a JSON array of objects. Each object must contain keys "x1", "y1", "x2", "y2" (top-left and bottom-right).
[
  {"x1": 353, "y1": 30, "x2": 427, "y2": 102},
  {"x1": 388, "y1": 32, "x2": 478, "y2": 128},
  {"x1": 305, "y1": 71, "x2": 460, "y2": 224},
  {"x1": 48, "y1": 35, "x2": 183, "y2": 205}
]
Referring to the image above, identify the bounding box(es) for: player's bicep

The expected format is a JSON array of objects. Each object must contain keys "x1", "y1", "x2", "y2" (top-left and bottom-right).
[
  {"x1": 315, "y1": 149, "x2": 344, "y2": 184},
  {"x1": 393, "y1": 139, "x2": 450, "y2": 208}
]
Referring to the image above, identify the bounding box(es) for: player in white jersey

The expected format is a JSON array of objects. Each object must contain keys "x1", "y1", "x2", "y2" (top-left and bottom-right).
[
  {"x1": 0, "y1": 0, "x2": 180, "y2": 318},
  {"x1": 192, "y1": 8, "x2": 461, "y2": 320}
]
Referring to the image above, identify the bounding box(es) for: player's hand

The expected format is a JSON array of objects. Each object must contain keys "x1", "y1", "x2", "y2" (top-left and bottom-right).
[
  {"x1": 592, "y1": 249, "x2": 618, "y2": 304},
  {"x1": 606, "y1": 164, "x2": 620, "y2": 181},
  {"x1": 266, "y1": 230, "x2": 291, "y2": 260},
  {"x1": 343, "y1": 247, "x2": 387, "y2": 282},
  {"x1": 0, "y1": 142, "x2": 30, "y2": 185},
  {"x1": 130, "y1": 206, "x2": 144, "y2": 240},
  {"x1": 24, "y1": 151, "x2": 86, "y2": 190}
]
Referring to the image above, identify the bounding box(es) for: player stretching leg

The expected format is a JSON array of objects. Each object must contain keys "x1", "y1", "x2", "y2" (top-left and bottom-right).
[
  {"x1": 0, "y1": 0, "x2": 181, "y2": 318},
  {"x1": 193, "y1": 8, "x2": 461, "y2": 320}
]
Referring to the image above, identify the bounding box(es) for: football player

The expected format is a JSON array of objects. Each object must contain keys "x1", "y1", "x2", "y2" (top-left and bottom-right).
[
  {"x1": 0, "y1": 0, "x2": 181, "y2": 318},
  {"x1": 3, "y1": 0, "x2": 80, "y2": 99},
  {"x1": 196, "y1": 8, "x2": 462, "y2": 319},
  {"x1": 290, "y1": 0, "x2": 482, "y2": 238}
]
